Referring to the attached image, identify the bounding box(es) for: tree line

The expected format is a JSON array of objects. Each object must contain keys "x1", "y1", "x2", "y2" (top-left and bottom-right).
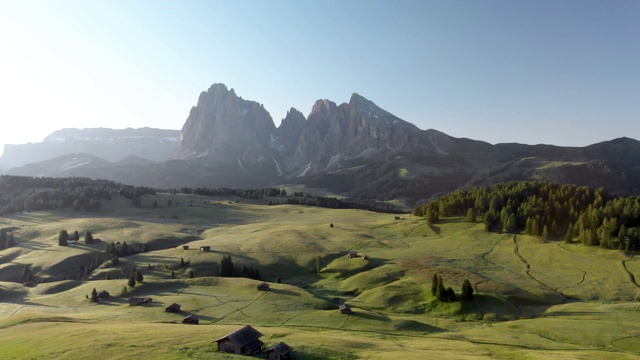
[
  {"x1": 0, "y1": 175, "x2": 155, "y2": 215},
  {"x1": 413, "y1": 181, "x2": 640, "y2": 251}
]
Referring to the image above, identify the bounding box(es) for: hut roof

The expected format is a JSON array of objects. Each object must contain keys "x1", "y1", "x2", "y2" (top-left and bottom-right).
[
  {"x1": 265, "y1": 342, "x2": 293, "y2": 355},
  {"x1": 216, "y1": 325, "x2": 263, "y2": 347}
]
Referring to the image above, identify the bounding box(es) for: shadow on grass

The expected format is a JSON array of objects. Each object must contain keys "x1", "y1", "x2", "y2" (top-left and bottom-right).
[{"x1": 270, "y1": 288, "x2": 300, "y2": 297}]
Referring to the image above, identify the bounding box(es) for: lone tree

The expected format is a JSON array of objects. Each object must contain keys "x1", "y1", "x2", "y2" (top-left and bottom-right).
[
  {"x1": 58, "y1": 230, "x2": 69, "y2": 246},
  {"x1": 90, "y1": 288, "x2": 99, "y2": 303},
  {"x1": 461, "y1": 279, "x2": 474, "y2": 301},
  {"x1": 431, "y1": 273, "x2": 439, "y2": 296},
  {"x1": 84, "y1": 230, "x2": 94, "y2": 244},
  {"x1": 180, "y1": 257, "x2": 186, "y2": 267},
  {"x1": 316, "y1": 255, "x2": 322, "y2": 274},
  {"x1": 135, "y1": 270, "x2": 144, "y2": 283},
  {"x1": 128, "y1": 275, "x2": 136, "y2": 288}
]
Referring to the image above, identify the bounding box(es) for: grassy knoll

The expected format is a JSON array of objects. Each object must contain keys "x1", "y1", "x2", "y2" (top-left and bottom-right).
[{"x1": 1, "y1": 193, "x2": 640, "y2": 359}]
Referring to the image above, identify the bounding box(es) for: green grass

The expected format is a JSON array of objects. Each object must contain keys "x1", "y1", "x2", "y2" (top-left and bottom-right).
[{"x1": 1, "y1": 195, "x2": 640, "y2": 359}]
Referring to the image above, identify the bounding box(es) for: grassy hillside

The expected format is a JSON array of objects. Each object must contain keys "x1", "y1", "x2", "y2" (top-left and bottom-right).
[{"x1": 1, "y1": 193, "x2": 640, "y2": 359}]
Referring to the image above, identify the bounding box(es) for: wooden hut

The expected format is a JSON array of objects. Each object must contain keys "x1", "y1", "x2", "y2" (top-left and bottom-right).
[
  {"x1": 200, "y1": 246, "x2": 211, "y2": 252},
  {"x1": 97, "y1": 290, "x2": 110, "y2": 298},
  {"x1": 128, "y1": 297, "x2": 153, "y2": 306},
  {"x1": 264, "y1": 342, "x2": 293, "y2": 360},
  {"x1": 216, "y1": 325, "x2": 264, "y2": 355},
  {"x1": 182, "y1": 314, "x2": 199, "y2": 325},
  {"x1": 347, "y1": 250, "x2": 358, "y2": 259},
  {"x1": 257, "y1": 282, "x2": 270, "y2": 291},
  {"x1": 183, "y1": 245, "x2": 190, "y2": 250},
  {"x1": 339, "y1": 304, "x2": 352, "y2": 314},
  {"x1": 165, "y1": 303, "x2": 181, "y2": 313}
]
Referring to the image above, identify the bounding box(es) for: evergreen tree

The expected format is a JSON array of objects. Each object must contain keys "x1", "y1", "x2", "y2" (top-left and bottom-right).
[
  {"x1": 435, "y1": 275, "x2": 446, "y2": 301},
  {"x1": 564, "y1": 224, "x2": 574, "y2": 244},
  {"x1": 542, "y1": 225, "x2": 549, "y2": 240},
  {"x1": 128, "y1": 275, "x2": 136, "y2": 288},
  {"x1": 466, "y1": 208, "x2": 476, "y2": 222},
  {"x1": 316, "y1": 255, "x2": 322, "y2": 274},
  {"x1": 58, "y1": 230, "x2": 69, "y2": 246},
  {"x1": 120, "y1": 286, "x2": 128, "y2": 297},
  {"x1": 189, "y1": 270, "x2": 194, "y2": 278},
  {"x1": 461, "y1": 279, "x2": 474, "y2": 301},
  {"x1": 444, "y1": 287, "x2": 457, "y2": 302},
  {"x1": 84, "y1": 230, "x2": 94, "y2": 244},
  {"x1": 135, "y1": 270, "x2": 144, "y2": 283},
  {"x1": 431, "y1": 273, "x2": 439, "y2": 296},
  {"x1": 90, "y1": 288, "x2": 99, "y2": 303},
  {"x1": 276, "y1": 276, "x2": 282, "y2": 283},
  {"x1": 180, "y1": 257, "x2": 186, "y2": 267},
  {"x1": 73, "y1": 231, "x2": 80, "y2": 241},
  {"x1": 111, "y1": 257, "x2": 120, "y2": 266}
]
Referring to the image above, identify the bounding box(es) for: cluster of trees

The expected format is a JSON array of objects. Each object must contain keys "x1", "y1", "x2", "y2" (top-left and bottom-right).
[
  {"x1": 104, "y1": 241, "x2": 148, "y2": 260},
  {"x1": 176, "y1": 187, "x2": 286, "y2": 199},
  {"x1": 0, "y1": 175, "x2": 156, "y2": 215},
  {"x1": 0, "y1": 228, "x2": 16, "y2": 250},
  {"x1": 58, "y1": 230, "x2": 80, "y2": 246},
  {"x1": 285, "y1": 195, "x2": 405, "y2": 214},
  {"x1": 431, "y1": 274, "x2": 474, "y2": 303},
  {"x1": 219, "y1": 255, "x2": 261, "y2": 280},
  {"x1": 414, "y1": 181, "x2": 640, "y2": 252}
]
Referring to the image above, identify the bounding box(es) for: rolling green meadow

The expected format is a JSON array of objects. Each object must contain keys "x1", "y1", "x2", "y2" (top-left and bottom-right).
[{"x1": 1, "y1": 193, "x2": 640, "y2": 359}]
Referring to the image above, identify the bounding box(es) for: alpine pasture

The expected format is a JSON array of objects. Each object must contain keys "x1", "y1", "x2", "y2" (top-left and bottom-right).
[{"x1": 1, "y1": 193, "x2": 639, "y2": 359}]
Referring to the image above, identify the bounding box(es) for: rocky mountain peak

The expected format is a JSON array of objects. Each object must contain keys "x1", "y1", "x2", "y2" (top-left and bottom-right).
[{"x1": 180, "y1": 83, "x2": 276, "y2": 160}]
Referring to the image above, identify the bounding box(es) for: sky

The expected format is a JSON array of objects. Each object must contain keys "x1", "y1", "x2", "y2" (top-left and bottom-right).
[{"x1": 0, "y1": 0, "x2": 638, "y2": 156}]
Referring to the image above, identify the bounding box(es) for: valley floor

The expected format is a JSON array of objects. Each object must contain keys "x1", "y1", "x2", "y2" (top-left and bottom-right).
[{"x1": 1, "y1": 194, "x2": 639, "y2": 359}]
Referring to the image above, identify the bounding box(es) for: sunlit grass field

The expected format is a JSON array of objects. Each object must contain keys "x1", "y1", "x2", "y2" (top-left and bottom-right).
[{"x1": 1, "y1": 193, "x2": 639, "y2": 359}]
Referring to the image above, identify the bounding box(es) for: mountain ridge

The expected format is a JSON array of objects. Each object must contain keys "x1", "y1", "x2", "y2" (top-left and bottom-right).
[{"x1": 2, "y1": 83, "x2": 639, "y2": 205}]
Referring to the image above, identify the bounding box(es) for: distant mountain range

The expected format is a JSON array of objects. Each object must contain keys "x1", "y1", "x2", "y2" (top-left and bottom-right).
[{"x1": 2, "y1": 84, "x2": 639, "y2": 206}]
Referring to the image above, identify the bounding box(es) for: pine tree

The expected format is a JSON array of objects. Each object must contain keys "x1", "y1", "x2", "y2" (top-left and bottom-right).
[
  {"x1": 84, "y1": 230, "x2": 94, "y2": 244},
  {"x1": 120, "y1": 286, "x2": 128, "y2": 297},
  {"x1": 181, "y1": 257, "x2": 186, "y2": 267},
  {"x1": 435, "y1": 275, "x2": 446, "y2": 302},
  {"x1": 564, "y1": 224, "x2": 574, "y2": 244},
  {"x1": 189, "y1": 270, "x2": 194, "y2": 278},
  {"x1": 466, "y1": 208, "x2": 476, "y2": 222},
  {"x1": 135, "y1": 270, "x2": 144, "y2": 283},
  {"x1": 431, "y1": 273, "x2": 439, "y2": 296},
  {"x1": 461, "y1": 279, "x2": 474, "y2": 301},
  {"x1": 128, "y1": 275, "x2": 136, "y2": 288},
  {"x1": 90, "y1": 288, "x2": 99, "y2": 303},
  {"x1": 316, "y1": 255, "x2": 322, "y2": 274},
  {"x1": 58, "y1": 230, "x2": 69, "y2": 246},
  {"x1": 171, "y1": 270, "x2": 176, "y2": 279}
]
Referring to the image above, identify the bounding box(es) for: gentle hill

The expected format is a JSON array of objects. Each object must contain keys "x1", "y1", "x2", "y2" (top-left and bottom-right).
[{"x1": 0, "y1": 190, "x2": 639, "y2": 359}]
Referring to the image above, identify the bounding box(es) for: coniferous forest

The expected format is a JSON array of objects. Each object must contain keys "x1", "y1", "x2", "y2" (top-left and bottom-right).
[{"x1": 413, "y1": 181, "x2": 640, "y2": 252}]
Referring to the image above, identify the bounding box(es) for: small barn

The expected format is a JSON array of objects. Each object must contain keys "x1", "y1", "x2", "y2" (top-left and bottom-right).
[
  {"x1": 395, "y1": 216, "x2": 401, "y2": 220},
  {"x1": 339, "y1": 304, "x2": 352, "y2": 314},
  {"x1": 216, "y1": 325, "x2": 264, "y2": 355},
  {"x1": 200, "y1": 246, "x2": 211, "y2": 252},
  {"x1": 182, "y1": 314, "x2": 199, "y2": 325},
  {"x1": 264, "y1": 342, "x2": 293, "y2": 360},
  {"x1": 165, "y1": 303, "x2": 181, "y2": 313},
  {"x1": 347, "y1": 250, "x2": 358, "y2": 259},
  {"x1": 97, "y1": 290, "x2": 110, "y2": 298},
  {"x1": 183, "y1": 245, "x2": 190, "y2": 250},
  {"x1": 128, "y1": 297, "x2": 153, "y2": 306},
  {"x1": 257, "y1": 282, "x2": 270, "y2": 291}
]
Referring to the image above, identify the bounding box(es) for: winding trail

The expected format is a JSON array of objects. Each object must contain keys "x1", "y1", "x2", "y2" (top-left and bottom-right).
[
  {"x1": 512, "y1": 236, "x2": 572, "y2": 300},
  {"x1": 621, "y1": 260, "x2": 640, "y2": 289}
]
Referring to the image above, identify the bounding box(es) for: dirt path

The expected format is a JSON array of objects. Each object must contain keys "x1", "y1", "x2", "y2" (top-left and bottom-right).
[
  {"x1": 621, "y1": 260, "x2": 640, "y2": 289},
  {"x1": 512, "y1": 236, "x2": 572, "y2": 299}
]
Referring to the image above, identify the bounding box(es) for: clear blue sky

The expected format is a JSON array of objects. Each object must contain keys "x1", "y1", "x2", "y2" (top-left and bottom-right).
[{"x1": 1, "y1": 0, "x2": 638, "y2": 156}]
